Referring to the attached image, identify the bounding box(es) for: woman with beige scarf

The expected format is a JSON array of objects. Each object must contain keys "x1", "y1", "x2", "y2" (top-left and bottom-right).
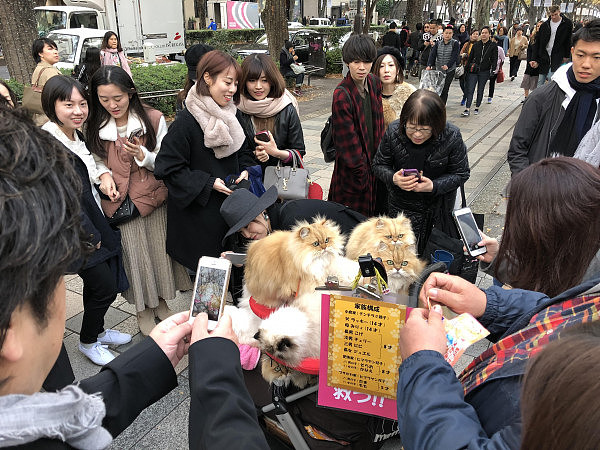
[
  {"x1": 236, "y1": 53, "x2": 305, "y2": 174},
  {"x1": 155, "y1": 50, "x2": 256, "y2": 271}
]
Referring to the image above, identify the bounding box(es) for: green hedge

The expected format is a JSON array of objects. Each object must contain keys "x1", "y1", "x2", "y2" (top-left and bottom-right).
[
  {"x1": 186, "y1": 29, "x2": 265, "y2": 51},
  {"x1": 7, "y1": 63, "x2": 186, "y2": 117},
  {"x1": 325, "y1": 48, "x2": 343, "y2": 74}
]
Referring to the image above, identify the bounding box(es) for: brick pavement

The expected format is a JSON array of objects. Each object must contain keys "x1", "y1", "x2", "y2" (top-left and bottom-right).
[{"x1": 60, "y1": 65, "x2": 527, "y2": 449}]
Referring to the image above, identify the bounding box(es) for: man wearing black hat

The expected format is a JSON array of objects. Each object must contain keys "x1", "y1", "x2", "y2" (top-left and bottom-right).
[{"x1": 176, "y1": 43, "x2": 214, "y2": 113}]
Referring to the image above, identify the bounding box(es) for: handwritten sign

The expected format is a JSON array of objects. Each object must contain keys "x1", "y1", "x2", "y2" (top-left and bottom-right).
[{"x1": 318, "y1": 294, "x2": 402, "y2": 419}]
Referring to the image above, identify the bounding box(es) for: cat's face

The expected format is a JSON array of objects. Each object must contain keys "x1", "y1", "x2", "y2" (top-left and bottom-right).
[
  {"x1": 375, "y1": 215, "x2": 416, "y2": 248},
  {"x1": 375, "y1": 241, "x2": 425, "y2": 287},
  {"x1": 291, "y1": 217, "x2": 345, "y2": 269}
]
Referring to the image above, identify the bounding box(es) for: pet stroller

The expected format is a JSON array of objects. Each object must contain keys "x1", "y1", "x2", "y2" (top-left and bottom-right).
[{"x1": 243, "y1": 259, "x2": 448, "y2": 449}]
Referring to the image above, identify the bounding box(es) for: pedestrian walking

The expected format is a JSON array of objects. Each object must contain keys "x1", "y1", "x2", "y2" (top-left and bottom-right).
[
  {"x1": 382, "y1": 21, "x2": 403, "y2": 52},
  {"x1": 508, "y1": 27, "x2": 528, "y2": 80},
  {"x1": 427, "y1": 25, "x2": 460, "y2": 104},
  {"x1": 406, "y1": 22, "x2": 423, "y2": 77},
  {"x1": 521, "y1": 21, "x2": 543, "y2": 102},
  {"x1": 488, "y1": 35, "x2": 506, "y2": 103},
  {"x1": 100, "y1": 31, "x2": 131, "y2": 77},
  {"x1": 462, "y1": 26, "x2": 498, "y2": 116},
  {"x1": 459, "y1": 29, "x2": 479, "y2": 106}
]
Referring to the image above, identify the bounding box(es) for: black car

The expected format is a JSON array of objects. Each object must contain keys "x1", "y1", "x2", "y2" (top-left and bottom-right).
[{"x1": 234, "y1": 29, "x2": 326, "y2": 64}]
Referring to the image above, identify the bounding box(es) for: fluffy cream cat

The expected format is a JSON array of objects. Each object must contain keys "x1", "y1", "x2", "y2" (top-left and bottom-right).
[
  {"x1": 374, "y1": 241, "x2": 426, "y2": 294},
  {"x1": 346, "y1": 215, "x2": 416, "y2": 261},
  {"x1": 244, "y1": 217, "x2": 346, "y2": 308}
]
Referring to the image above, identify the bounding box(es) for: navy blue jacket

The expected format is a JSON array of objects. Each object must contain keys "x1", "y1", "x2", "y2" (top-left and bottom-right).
[{"x1": 396, "y1": 278, "x2": 600, "y2": 449}]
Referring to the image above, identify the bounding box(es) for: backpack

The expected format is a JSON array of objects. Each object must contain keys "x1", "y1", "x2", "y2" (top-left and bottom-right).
[{"x1": 320, "y1": 86, "x2": 351, "y2": 163}]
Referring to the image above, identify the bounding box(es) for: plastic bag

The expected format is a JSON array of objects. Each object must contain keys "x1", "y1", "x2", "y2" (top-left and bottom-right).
[{"x1": 419, "y1": 70, "x2": 446, "y2": 96}]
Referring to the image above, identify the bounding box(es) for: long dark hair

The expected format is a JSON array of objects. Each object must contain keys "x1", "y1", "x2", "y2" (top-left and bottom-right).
[
  {"x1": 87, "y1": 65, "x2": 156, "y2": 158},
  {"x1": 0, "y1": 80, "x2": 18, "y2": 108},
  {"x1": 101, "y1": 31, "x2": 123, "y2": 52},
  {"x1": 240, "y1": 53, "x2": 285, "y2": 99},
  {"x1": 521, "y1": 322, "x2": 600, "y2": 449},
  {"x1": 75, "y1": 47, "x2": 101, "y2": 87},
  {"x1": 495, "y1": 157, "x2": 600, "y2": 297}
]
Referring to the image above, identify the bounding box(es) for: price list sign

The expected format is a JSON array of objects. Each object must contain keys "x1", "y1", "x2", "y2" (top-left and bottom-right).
[{"x1": 326, "y1": 294, "x2": 407, "y2": 399}]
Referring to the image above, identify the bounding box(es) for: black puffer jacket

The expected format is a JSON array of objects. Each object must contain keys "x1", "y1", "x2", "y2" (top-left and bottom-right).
[
  {"x1": 237, "y1": 103, "x2": 305, "y2": 171},
  {"x1": 372, "y1": 121, "x2": 469, "y2": 242}
]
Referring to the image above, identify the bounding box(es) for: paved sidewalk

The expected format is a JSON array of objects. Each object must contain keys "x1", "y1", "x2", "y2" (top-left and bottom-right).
[{"x1": 60, "y1": 66, "x2": 527, "y2": 449}]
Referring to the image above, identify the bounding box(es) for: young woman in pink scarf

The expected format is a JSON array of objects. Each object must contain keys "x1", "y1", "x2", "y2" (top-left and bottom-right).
[
  {"x1": 236, "y1": 53, "x2": 305, "y2": 172},
  {"x1": 100, "y1": 31, "x2": 132, "y2": 77}
]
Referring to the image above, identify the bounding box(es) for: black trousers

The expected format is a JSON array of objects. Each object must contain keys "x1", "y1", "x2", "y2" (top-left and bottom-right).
[
  {"x1": 509, "y1": 56, "x2": 521, "y2": 78},
  {"x1": 488, "y1": 73, "x2": 497, "y2": 98},
  {"x1": 440, "y1": 69, "x2": 456, "y2": 104},
  {"x1": 79, "y1": 261, "x2": 118, "y2": 344}
]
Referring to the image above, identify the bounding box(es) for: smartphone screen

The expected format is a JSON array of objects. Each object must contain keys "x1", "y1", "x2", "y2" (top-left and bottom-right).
[
  {"x1": 224, "y1": 252, "x2": 246, "y2": 265},
  {"x1": 190, "y1": 261, "x2": 230, "y2": 321},
  {"x1": 255, "y1": 131, "x2": 270, "y2": 142},
  {"x1": 453, "y1": 209, "x2": 486, "y2": 256}
]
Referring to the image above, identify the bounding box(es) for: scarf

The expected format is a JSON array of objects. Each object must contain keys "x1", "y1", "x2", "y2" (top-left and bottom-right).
[
  {"x1": 0, "y1": 385, "x2": 111, "y2": 449},
  {"x1": 185, "y1": 85, "x2": 246, "y2": 159},
  {"x1": 237, "y1": 89, "x2": 299, "y2": 118},
  {"x1": 101, "y1": 48, "x2": 122, "y2": 67},
  {"x1": 551, "y1": 66, "x2": 600, "y2": 157}
]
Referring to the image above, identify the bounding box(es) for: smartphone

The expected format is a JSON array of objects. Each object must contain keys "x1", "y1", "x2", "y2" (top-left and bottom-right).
[
  {"x1": 128, "y1": 128, "x2": 144, "y2": 143},
  {"x1": 255, "y1": 131, "x2": 270, "y2": 142},
  {"x1": 403, "y1": 169, "x2": 422, "y2": 180},
  {"x1": 452, "y1": 208, "x2": 487, "y2": 257},
  {"x1": 223, "y1": 252, "x2": 246, "y2": 265},
  {"x1": 188, "y1": 256, "x2": 232, "y2": 329}
]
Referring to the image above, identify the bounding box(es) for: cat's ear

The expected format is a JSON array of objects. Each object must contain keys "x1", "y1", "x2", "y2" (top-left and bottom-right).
[
  {"x1": 299, "y1": 227, "x2": 310, "y2": 239},
  {"x1": 378, "y1": 240, "x2": 388, "y2": 251},
  {"x1": 376, "y1": 218, "x2": 385, "y2": 229}
]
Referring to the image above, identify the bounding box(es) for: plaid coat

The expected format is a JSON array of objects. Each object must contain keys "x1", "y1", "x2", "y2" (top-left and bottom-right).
[{"x1": 328, "y1": 73, "x2": 384, "y2": 217}]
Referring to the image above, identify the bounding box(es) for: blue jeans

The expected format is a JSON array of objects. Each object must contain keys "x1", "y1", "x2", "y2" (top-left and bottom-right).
[
  {"x1": 465, "y1": 71, "x2": 490, "y2": 109},
  {"x1": 537, "y1": 71, "x2": 551, "y2": 87}
]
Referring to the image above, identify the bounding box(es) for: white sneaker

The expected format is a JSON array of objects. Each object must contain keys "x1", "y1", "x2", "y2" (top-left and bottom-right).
[
  {"x1": 98, "y1": 329, "x2": 132, "y2": 346},
  {"x1": 79, "y1": 342, "x2": 116, "y2": 366}
]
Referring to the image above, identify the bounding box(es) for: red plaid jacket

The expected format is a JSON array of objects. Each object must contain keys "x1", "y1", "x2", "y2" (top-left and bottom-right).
[{"x1": 328, "y1": 73, "x2": 384, "y2": 217}]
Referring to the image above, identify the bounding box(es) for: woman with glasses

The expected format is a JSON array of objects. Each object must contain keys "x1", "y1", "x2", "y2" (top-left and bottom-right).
[{"x1": 372, "y1": 89, "x2": 470, "y2": 254}]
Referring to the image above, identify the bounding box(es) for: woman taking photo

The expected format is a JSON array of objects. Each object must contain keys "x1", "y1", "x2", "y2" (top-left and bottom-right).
[
  {"x1": 30, "y1": 37, "x2": 61, "y2": 125},
  {"x1": 237, "y1": 53, "x2": 305, "y2": 171},
  {"x1": 87, "y1": 66, "x2": 190, "y2": 335},
  {"x1": 100, "y1": 31, "x2": 132, "y2": 77},
  {"x1": 41, "y1": 76, "x2": 131, "y2": 365},
  {"x1": 371, "y1": 46, "x2": 416, "y2": 129},
  {"x1": 475, "y1": 157, "x2": 600, "y2": 297},
  {"x1": 372, "y1": 89, "x2": 470, "y2": 254},
  {"x1": 155, "y1": 50, "x2": 255, "y2": 271}
]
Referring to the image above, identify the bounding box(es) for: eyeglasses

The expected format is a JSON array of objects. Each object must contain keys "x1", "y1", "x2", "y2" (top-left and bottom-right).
[{"x1": 405, "y1": 125, "x2": 433, "y2": 135}]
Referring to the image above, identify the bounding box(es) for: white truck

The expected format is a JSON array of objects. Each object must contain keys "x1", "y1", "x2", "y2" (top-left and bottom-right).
[{"x1": 35, "y1": 0, "x2": 185, "y2": 56}]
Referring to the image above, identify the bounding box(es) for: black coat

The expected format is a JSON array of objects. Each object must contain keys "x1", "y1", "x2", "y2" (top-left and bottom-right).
[
  {"x1": 154, "y1": 108, "x2": 256, "y2": 270},
  {"x1": 238, "y1": 103, "x2": 305, "y2": 172},
  {"x1": 382, "y1": 30, "x2": 403, "y2": 50},
  {"x1": 68, "y1": 148, "x2": 127, "y2": 293},
  {"x1": 534, "y1": 14, "x2": 573, "y2": 73},
  {"x1": 466, "y1": 39, "x2": 499, "y2": 73},
  {"x1": 18, "y1": 338, "x2": 268, "y2": 449},
  {"x1": 372, "y1": 122, "x2": 470, "y2": 252}
]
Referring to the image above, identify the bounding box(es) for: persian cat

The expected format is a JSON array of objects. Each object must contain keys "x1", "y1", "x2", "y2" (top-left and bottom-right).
[
  {"x1": 253, "y1": 291, "x2": 321, "y2": 388},
  {"x1": 244, "y1": 217, "x2": 346, "y2": 308},
  {"x1": 374, "y1": 241, "x2": 426, "y2": 294},
  {"x1": 346, "y1": 215, "x2": 416, "y2": 261}
]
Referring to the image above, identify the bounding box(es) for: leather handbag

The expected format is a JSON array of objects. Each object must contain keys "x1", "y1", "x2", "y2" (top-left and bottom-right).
[
  {"x1": 107, "y1": 195, "x2": 140, "y2": 226},
  {"x1": 518, "y1": 48, "x2": 528, "y2": 60},
  {"x1": 496, "y1": 66, "x2": 505, "y2": 83},
  {"x1": 22, "y1": 68, "x2": 48, "y2": 115},
  {"x1": 263, "y1": 150, "x2": 309, "y2": 200}
]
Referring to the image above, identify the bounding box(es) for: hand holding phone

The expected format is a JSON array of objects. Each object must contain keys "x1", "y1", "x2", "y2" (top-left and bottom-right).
[
  {"x1": 128, "y1": 128, "x2": 144, "y2": 143},
  {"x1": 189, "y1": 257, "x2": 232, "y2": 330},
  {"x1": 402, "y1": 169, "x2": 422, "y2": 180},
  {"x1": 255, "y1": 131, "x2": 270, "y2": 142},
  {"x1": 452, "y1": 208, "x2": 487, "y2": 257}
]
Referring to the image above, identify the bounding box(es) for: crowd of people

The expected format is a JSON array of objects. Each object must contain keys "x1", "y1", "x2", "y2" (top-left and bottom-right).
[{"x1": 0, "y1": 10, "x2": 599, "y2": 450}]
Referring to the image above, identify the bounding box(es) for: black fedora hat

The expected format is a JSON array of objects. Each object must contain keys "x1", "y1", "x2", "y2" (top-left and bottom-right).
[{"x1": 220, "y1": 186, "x2": 278, "y2": 246}]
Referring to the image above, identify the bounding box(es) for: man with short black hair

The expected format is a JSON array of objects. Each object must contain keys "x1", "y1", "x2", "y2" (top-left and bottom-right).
[
  {"x1": 533, "y1": 5, "x2": 574, "y2": 86},
  {"x1": 427, "y1": 25, "x2": 460, "y2": 103},
  {"x1": 382, "y1": 21, "x2": 403, "y2": 51},
  {"x1": 509, "y1": 19, "x2": 600, "y2": 176}
]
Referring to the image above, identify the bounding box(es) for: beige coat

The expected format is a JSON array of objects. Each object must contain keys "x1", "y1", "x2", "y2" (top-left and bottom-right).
[
  {"x1": 31, "y1": 61, "x2": 61, "y2": 126},
  {"x1": 508, "y1": 36, "x2": 528, "y2": 58},
  {"x1": 382, "y1": 82, "x2": 417, "y2": 129}
]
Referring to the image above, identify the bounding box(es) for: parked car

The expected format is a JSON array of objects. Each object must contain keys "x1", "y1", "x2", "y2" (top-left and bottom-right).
[
  {"x1": 47, "y1": 28, "x2": 107, "y2": 70},
  {"x1": 288, "y1": 21, "x2": 304, "y2": 28},
  {"x1": 335, "y1": 17, "x2": 350, "y2": 27},
  {"x1": 234, "y1": 29, "x2": 326, "y2": 64},
  {"x1": 309, "y1": 17, "x2": 331, "y2": 27},
  {"x1": 336, "y1": 31, "x2": 379, "y2": 50}
]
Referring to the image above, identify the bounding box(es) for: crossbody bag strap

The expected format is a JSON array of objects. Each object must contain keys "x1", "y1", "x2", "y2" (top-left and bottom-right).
[{"x1": 34, "y1": 67, "x2": 48, "y2": 87}]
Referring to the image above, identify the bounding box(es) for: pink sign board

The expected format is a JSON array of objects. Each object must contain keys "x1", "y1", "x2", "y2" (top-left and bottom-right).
[{"x1": 317, "y1": 294, "x2": 412, "y2": 420}]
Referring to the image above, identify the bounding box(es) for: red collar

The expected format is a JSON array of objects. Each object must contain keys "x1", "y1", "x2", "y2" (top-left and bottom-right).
[
  {"x1": 265, "y1": 352, "x2": 320, "y2": 375},
  {"x1": 249, "y1": 296, "x2": 277, "y2": 319}
]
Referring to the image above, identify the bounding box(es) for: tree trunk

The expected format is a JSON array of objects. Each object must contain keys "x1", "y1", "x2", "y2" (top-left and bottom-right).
[
  {"x1": 475, "y1": 0, "x2": 490, "y2": 30},
  {"x1": 0, "y1": 0, "x2": 38, "y2": 84},
  {"x1": 262, "y1": 0, "x2": 288, "y2": 67},
  {"x1": 363, "y1": 0, "x2": 378, "y2": 33},
  {"x1": 354, "y1": 0, "x2": 363, "y2": 34},
  {"x1": 406, "y1": 0, "x2": 425, "y2": 29},
  {"x1": 195, "y1": 0, "x2": 207, "y2": 29}
]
